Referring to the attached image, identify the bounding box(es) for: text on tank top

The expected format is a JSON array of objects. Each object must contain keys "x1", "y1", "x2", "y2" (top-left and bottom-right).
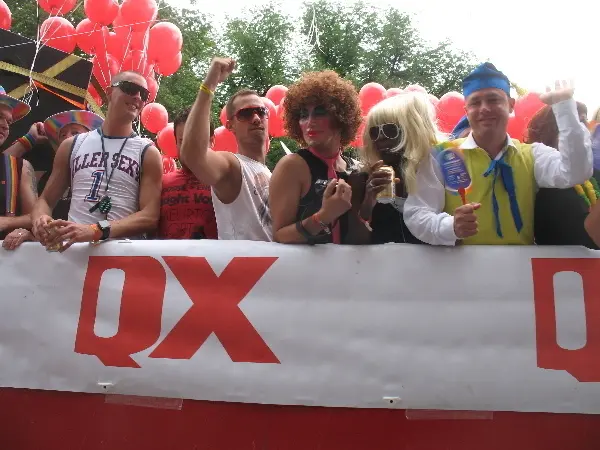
[
  {"x1": 211, "y1": 153, "x2": 273, "y2": 241},
  {"x1": 68, "y1": 129, "x2": 152, "y2": 225},
  {"x1": 295, "y1": 149, "x2": 355, "y2": 244}
]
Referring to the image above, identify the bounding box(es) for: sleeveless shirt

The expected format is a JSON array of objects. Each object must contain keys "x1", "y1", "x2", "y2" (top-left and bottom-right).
[
  {"x1": 68, "y1": 129, "x2": 153, "y2": 225},
  {"x1": 211, "y1": 153, "x2": 272, "y2": 241},
  {"x1": 295, "y1": 149, "x2": 356, "y2": 244}
]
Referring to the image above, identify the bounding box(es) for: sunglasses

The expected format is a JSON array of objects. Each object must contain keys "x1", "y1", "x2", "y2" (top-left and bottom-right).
[
  {"x1": 369, "y1": 123, "x2": 401, "y2": 142},
  {"x1": 299, "y1": 105, "x2": 328, "y2": 120},
  {"x1": 234, "y1": 106, "x2": 269, "y2": 122},
  {"x1": 111, "y1": 80, "x2": 150, "y2": 102}
]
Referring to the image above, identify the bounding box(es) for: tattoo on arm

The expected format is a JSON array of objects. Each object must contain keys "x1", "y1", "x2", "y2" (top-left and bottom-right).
[{"x1": 27, "y1": 164, "x2": 38, "y2": 198}]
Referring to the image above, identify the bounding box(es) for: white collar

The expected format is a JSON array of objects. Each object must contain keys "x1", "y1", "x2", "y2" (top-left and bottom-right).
[{"x1": 459, "y1": 132, "x2": 517, "y2": 160}]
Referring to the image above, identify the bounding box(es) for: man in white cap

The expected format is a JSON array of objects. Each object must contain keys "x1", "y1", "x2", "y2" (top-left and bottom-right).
[{"x1": 0, "y1": 85, "x2": 39, "y2": 250}]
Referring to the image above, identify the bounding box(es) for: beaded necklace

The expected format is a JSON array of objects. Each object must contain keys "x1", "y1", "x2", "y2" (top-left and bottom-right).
[{"x1": 574, "y1": 177, "x2": 600, "y2": 211}]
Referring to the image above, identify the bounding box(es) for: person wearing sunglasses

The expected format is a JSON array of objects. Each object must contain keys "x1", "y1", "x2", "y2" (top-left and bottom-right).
[
  {"x1": 404, "y1": 63, "x2": 592, "y2": 246},
  {"x1": 356, "y1": 93, "x2": 441, "y2": 244},
  {"x1": 179, "y1": 57, "x2": 272, "y2": 242},
  {"x1": 31, "y1": 71, "x2": 163, "y2": 251},
  {"x1": 269, "y1": 70, "x2": 364, "y2": 245}
]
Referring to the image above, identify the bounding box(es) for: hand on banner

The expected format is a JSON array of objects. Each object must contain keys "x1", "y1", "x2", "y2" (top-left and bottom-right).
[
  {"x1": 2, "y1": 228, "x2": 33, "y2": 251},
  {"x1": 539, "y1": 80, "x2": 575, "y2": 105},
  {"x1": 45, "y1": 220, "x2": 97, "y2": 252},
  {"x1": 32, "y1": 214, "x2": 54, "y2": 245},
  {"x1": 203, "y1": 57, "x2": 236, "y2": 91},
  {"x1": 453, "y1": 202, "x2": 480, "y2": 239},
  {"x1": 319, "y1": 179, "x2": 352, "y2": 224}
]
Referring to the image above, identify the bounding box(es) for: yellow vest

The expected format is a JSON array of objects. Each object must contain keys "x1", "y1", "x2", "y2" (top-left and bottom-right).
[{"x1": 442, "y1": 139, "x2": 536, "y2": 245}]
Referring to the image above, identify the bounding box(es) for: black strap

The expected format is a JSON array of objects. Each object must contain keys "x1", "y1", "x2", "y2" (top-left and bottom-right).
[{"x1": 295, "y1": 220, "x2": 316, "y2": 246}]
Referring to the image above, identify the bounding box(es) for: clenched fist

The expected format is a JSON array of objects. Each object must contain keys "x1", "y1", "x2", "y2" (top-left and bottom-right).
[
  {"x1": 453, "y1": 202, "x2": 481, "y2": 239},
  {"x1": 203, "y1": 57, "x2": 236, "y2": 91}
]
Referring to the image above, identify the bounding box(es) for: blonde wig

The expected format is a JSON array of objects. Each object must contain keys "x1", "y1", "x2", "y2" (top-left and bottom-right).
[{"x1": 361, "y1": 93, "x2": 443, "y2": 195}]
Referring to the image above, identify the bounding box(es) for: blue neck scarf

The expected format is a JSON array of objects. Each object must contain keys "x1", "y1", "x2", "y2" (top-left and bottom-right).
[{"x1": 483, "y1": 151, "x2": 523, "y2": 238}]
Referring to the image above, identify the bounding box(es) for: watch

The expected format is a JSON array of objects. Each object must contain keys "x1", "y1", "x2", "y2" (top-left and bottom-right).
[{"x1": 97, "y1": 220, "x2": 111, "y2": 241}]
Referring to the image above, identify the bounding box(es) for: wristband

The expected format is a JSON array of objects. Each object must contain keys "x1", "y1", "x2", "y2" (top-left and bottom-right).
[
  {"x1": 199, "y1": 83, "x2": 214, "y2": 96},
  {"x1": 17, "y1": 133, "x2": 35, "y2": 151},
  {"x1": 358, "y1": 213, "x2": 373, "y2": 231},
  {"x1": 295, "y1": 220, "x2": 316, "y2": 246},
  {"x1": 311, "y1": 212, "x2": 331, "y2": 234},
  {"x1": 89, "y1": 224, "x2": 102, "y2": 242}
]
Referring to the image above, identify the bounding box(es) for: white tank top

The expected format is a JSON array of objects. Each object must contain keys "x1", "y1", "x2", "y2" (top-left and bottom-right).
[
  {"x1": 68, "y1": 129, "x2": 152, "y2": 225},
  {"x1": 211, "y1": 153, "x2": 273, "y2": 241}
]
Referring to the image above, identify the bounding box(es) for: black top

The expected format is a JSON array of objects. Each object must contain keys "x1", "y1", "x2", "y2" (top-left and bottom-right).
[
  {"x1": 37, "y1": 170, "x2": 71, "y2": 221},
  {"x1": 295, "y1": 149, "x2": 357, "y2": 244},
  {"x1": 0, "y1": 155, "x2": 23, "y2": 239},
  {"x1": 534, "y1": 170, "x2": 600, "y2": 249}
]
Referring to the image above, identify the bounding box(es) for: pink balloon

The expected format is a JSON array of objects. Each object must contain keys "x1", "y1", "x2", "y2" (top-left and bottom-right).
[
  {"x1": 514, "y1": 92, "x2": 545, "y2": 124},
  {"x1": 436, "y1": 92, "x2": 465, "y2": 133},
  {"x1": 92, "y1": 53, "x2": 119, "y2": 89},
  {"x1": 76, "y1": 19, "x2": 108, "y2": 55},
  {"x1": 507, "y1": 114, "x2": 527, "y2": 142},
  {"x1": 266, "y1": 85, "x2": 288, "y2": 106},
  {"x1": 119, "y1": 0, "x2": 157, "y2": 33},
  {"x1": 141, "y1": 103, "x2": 168, "y2": 134},
  {"x1": 0, "y1": 0, "x2": 11, "y2": 30},
  {"x1": 261, "y1": 97, "x2": 278, "y2": 137},
  {"x1": 147, "y1": 22, "x2": 183, "y2": 64},
  {"x1": 405, "y1": 84, "x2": 427, "y2": 94},
  {"x1": 38, "y1": 0, "x2": 77, "y2": 15},
  {"x1": 386, "y1": 88, "x2": 403, "y2": 98},
  {"x1": 154, "y1": 51, "x2": 182, "y2": 77},
  {"x1": 359, "y1": 82, "x2": 386, "y2": 115},
  {"x1": 269, "y1": 105, "x2": 285, "y2": 138},
  {"x1": 162, "y1": 154, "x2": 176, "y2": 174},
  {"x1": 213, "y1": 126, "x2": 238, "y2": 153},
  {"x1": 122, "y1": 50, "x2": 152, "y2": 77},
  {"x1": 428, "y1": 94, "x2": 440, "y2": 108},
  {"x1": 146, "y1": 74, "x2": 158, "y2": 102},
  {"x1": 220, "y1": 105, "x2": 228, "y2": 127},
  {"x1": 157, "y1": 123, "x2": 177, "y2": 157},
  {"x1": 40, "y1": 17, "x2": 76, "y2": 53},
  {"x1": 88, "y1": 83, "x2": 103, "y2": 106},
  {"x1": 84, "y1": 0, "x2": 118, "y2": 26}
]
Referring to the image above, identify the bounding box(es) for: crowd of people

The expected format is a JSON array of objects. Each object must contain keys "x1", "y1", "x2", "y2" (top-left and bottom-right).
[{"x1": 0, "y1": 57, "x2": 598, "y2": 251}]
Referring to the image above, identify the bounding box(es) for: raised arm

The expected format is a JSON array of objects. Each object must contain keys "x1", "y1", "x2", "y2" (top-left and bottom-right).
[
  {"x1": 3, "y1": 122, "x2": 46, "y2": 158},
  {"x1": 533, "y1": 82, "x2": 593, "y2": 188},
  {"x1": 179, "y1": 57, "x2": 237, "y2": 187},
  {"x1": 31, "y1": 136, "x2": 73, "y2": 243}
]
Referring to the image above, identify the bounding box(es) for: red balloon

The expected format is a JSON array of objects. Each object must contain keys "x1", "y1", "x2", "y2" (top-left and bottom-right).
[
  {"x1": 436, "y1": 92, "x2": 465, "y2": 133},
  {"x1": 359, "y1": 82, "x2": 386, "y2": 116},
  {"x1": 270, "y1": 105, "x2": 285, "y2": 138},
  {"x1": 146, "y1": 74, "x2": 158, "y2": 102},
  {"x1": 119, "y1": 28, "x2": 148, "y2": 52},
  {"x1": 38, "y1": 0, "x2": 76, "y2": 15},
  {"x1": 428, "y1": 94, "x2": 440, "y2": 108},
  {"x1": 88, "y1": 83, "x2": 103, "y2": 106},
  {"x1": 507, "y1": 114, "x2": 527, "y2": 142},
  {"x1": 84, "y1": 0, "x2": 118, "y2": 26},
  {"x1": 122, "y1": 49, "x2": 152, "y2": 77},
  {"x1": 266, "y1": 85, "x2": 287, "y2": 106},
  {"x1": 514, "y1": 92, "x2": 545, "y2": 125},
  {"x1": 351, "y1": 118, "x2": 366, "y2": 148},
  {"x1": 154, "y1": 51, "x2": 181, "y2": 77},
  {"x1": 39, "y1": 17, "x2": 76, "y2": 53},
  {"x1": 220, "y1": 105, "x2": 228, "y2": 127},
  {"x1": 157, "y1": 123, "x2": 177, "y2": 157},
  {"x1": 76, "y1": 19, "x2": 108, "y2": 55},
  {"x1": 106, "y1": 32, "x2": 126, "y2": 61},
  {"x1": 141, "y1": 102, "x2": 168, "y2": 134},
  {"x1": 162, "y1": 154, "x2": 176, "y2": 174},
  {"x1": 147, "y1": 22, "x2": 183, "y2": 64},
  {"x1": 405, "y1": 84, "x2": 427, "y2": 94},
  {"x1": 0, "y1": 0, "x2": 11, "y2": 30},
  {"x1": 119, "y1": 0, "x2": 157, "y2": 33},
  {"x1": 386, "y1": 88, "x2": 403, "y2": 98},
  {"x1": 92, "y1": 53, "x2": 119, "y2": 89},
  {"x1": 213, "y1": 126, "x2": 238, "y2": 153}
]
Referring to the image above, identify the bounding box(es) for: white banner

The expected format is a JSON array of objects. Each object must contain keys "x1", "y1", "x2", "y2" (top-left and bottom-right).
[{"x1": 1, "y1": 241, "x2": 600, "y2": 414}]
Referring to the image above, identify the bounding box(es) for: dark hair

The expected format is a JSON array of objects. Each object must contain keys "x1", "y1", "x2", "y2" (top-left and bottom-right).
[
  {"x1": 283, "y1": 70, "x2": 362, "y2": 147},
  {"x1": 173, "y1": 107, "x2": 214, "y2": 138},
  {"x1": 225, "y1": 88, "x2": 260, "y2": 119}
]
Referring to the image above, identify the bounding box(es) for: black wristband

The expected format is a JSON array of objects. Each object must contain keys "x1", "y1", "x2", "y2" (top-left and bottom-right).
[{"x1": 295, "y1": 220, "x2": 316, "y2": 246}]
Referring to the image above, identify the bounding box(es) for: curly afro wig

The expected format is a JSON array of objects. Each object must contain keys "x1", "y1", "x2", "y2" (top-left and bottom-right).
[{"x1": 283, "y1": 70, "x2": 362, "y2": 147}]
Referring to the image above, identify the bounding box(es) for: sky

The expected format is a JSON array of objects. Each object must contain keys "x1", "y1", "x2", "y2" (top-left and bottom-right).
[{"x1": 170, "y1": 0, "x2": 600, "y2": 115}]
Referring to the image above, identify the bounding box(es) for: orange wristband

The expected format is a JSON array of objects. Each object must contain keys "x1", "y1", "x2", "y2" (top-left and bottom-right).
[{"x1": 90, "y1": 224, "x2": 102, "y2": 242}]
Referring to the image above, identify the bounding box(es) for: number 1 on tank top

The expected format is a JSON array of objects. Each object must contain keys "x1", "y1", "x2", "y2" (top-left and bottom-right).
[{"x1": 86, "y1": 170, "x2": 105, "y2": 202}]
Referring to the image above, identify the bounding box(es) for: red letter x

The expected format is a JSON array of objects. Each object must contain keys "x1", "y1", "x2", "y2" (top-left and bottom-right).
[{"x1": 149, "y1": 257, "x2": 279, "y2": 364}]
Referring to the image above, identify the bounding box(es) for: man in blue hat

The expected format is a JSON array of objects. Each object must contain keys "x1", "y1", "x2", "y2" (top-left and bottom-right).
[
  {"x1": 404, "y1": 63, "x2": 592, "y2": 245},
  {"x1": 0, "y1": 85, "x2": 39, "y2": 250}
]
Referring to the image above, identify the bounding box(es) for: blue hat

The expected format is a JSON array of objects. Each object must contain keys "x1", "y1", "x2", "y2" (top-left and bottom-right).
[
  {"x1": 450, "y1": 115, "x2": 470, "y2": 140},
  {"x1": 0, "y1": 85, "x2": 31, "y2": 122},
  {"x1": 463, "y1": 63, "x2": 510, "y2": 98}
]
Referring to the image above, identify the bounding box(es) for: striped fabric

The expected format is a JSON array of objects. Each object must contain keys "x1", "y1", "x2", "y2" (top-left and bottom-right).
[
  {"x1": 43, "y1": 110, "x2": 104, "y2": 149},
  {"x1": 0, "y1": 155, "x2": 22, "y2": 217}
]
